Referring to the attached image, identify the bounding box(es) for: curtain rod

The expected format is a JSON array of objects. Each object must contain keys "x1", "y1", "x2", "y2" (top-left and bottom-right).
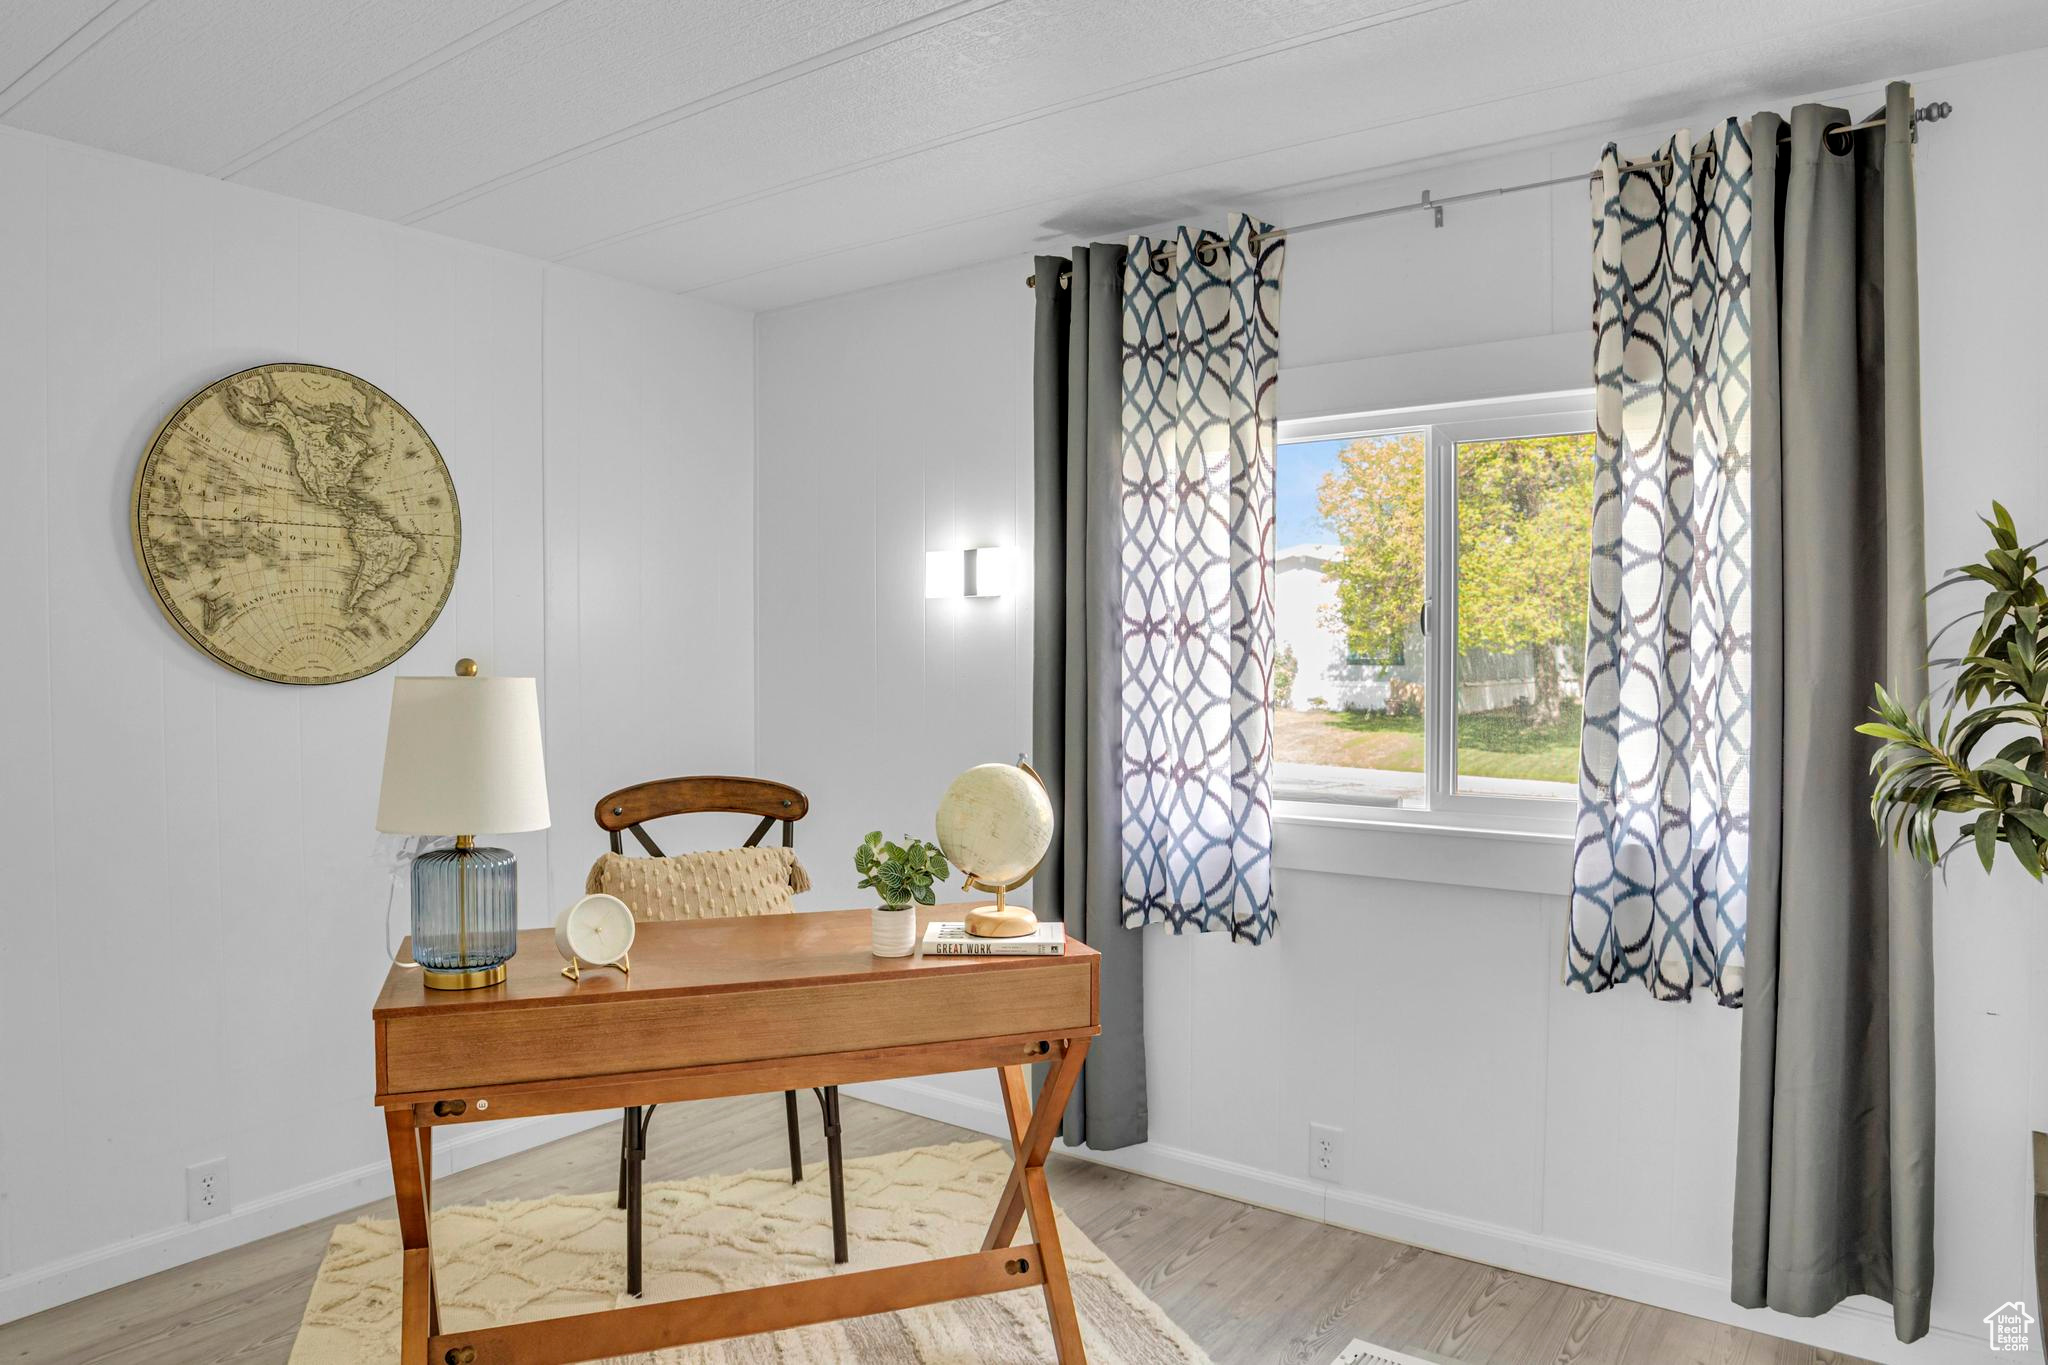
[{"x1": 1025, "y1": 100, "x2": 1954, "y2": 289}]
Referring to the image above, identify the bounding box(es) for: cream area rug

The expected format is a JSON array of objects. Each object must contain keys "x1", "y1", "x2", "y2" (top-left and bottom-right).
[{"x1": 291, "y1": 1140, "x2": 1209, "y2": 1364}]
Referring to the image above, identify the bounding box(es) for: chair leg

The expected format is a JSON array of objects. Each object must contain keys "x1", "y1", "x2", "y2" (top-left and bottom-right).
[
  {"x1": 784, "y1": 1089, "x2": 802, "y2": 1183},
  {"x1": 623, "y1": 1105, "x2": 647, "y2": 1297},
  {"x1": 617, "y1": 1108, "x2": 633, "y2": 1210},
  {"x1": 816, "y1": 1085, "x2": 848, "y2": 1264}
]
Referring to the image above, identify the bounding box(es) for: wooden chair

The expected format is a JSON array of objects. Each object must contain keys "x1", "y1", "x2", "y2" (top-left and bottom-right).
[{"x1": 592, "y1": 776, "x2": 846, "y2": 1295}]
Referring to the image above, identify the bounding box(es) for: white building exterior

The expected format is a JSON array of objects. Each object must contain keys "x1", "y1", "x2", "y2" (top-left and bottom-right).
[
  {"x1": 1274, "y1": 544, "x2": 1412, "y2": 712},
  {"x1": 1274, "y1": 544, "x2": 1575, "y2": 715}
]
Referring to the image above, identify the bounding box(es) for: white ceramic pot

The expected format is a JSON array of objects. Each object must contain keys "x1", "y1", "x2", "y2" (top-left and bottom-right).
[{"x1": 871, "y1": 905, "x2": 917, "y2": 957}]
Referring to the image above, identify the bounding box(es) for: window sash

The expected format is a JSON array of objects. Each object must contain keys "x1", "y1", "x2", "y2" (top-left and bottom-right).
[{"x1": 1276, "y1": 393, "x2": 1594, "y2": 836}]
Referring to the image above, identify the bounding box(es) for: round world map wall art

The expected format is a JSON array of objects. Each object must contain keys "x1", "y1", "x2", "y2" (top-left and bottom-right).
[{"x1": 131, "y1": 363, "x2": 460, "y2": 685}]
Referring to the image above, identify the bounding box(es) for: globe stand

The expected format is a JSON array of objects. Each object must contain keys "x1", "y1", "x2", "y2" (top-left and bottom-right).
[{"x1": 963, "y1": 880, "x2": 1038, "y2": 938}]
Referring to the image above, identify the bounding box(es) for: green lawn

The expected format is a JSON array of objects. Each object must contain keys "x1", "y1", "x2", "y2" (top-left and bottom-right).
[{"x1": 1274, "y1": 702, "x2": 1582, "y2": 783}]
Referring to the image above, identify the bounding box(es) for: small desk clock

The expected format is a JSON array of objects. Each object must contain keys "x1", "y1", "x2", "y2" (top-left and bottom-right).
[{"x1": 554, "y1": 893, "x2": 635, "y2": 981}]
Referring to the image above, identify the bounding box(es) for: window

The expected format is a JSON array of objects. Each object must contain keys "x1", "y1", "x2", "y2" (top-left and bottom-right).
[{"x1": 1273, "y1": 394, "x2": 1596, "y2": 829}]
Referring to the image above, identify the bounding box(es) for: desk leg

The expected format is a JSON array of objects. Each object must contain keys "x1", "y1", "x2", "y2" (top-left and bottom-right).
[
  {"x1": 984, "y1": 1038, "x2": 1092, "y2": 1364},
  {"x1": 384, "y1": 1107, "x2": 435, "y2": 1365},
  {"x1": 995, "y1": 1065, "x2": 1031, "y2": 1150},
  {"x1": 418, "y1": 1126, "x2": 440, "y2": 1335},
  {"x1": 1023, "y1": 1165, "x2": 1084, "y2": 1362}
]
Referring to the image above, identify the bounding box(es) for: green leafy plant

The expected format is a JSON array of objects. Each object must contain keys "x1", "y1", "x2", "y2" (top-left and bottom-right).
[
  {"x1": 1274, "y1": 645, "x2": 1299, "y2": 709},
  {"x1": 1319, "y1": 431, "x2": 1594, "y2": 724},
  {"x1": 853, "y1": 831, "x2": 952, "y2": 907},
  {"x1": 1861, "y1": 503, "x2": 2048, "y2": 877}
]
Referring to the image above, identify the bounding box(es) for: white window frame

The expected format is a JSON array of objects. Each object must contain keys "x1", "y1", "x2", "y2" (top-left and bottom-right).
[{"x1": 1274, "y1": 390, "x2": 1595, "y2": 841}]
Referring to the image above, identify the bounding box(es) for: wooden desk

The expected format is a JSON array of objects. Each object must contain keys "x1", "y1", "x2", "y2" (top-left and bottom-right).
[{"x1": 373, "y1": 905, "x2": 1101, "y2": 1365}]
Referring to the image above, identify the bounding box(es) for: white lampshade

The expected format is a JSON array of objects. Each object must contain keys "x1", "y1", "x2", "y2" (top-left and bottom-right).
[{"x1": 375, "y1": 674, "x2": 551, "y2": 835}]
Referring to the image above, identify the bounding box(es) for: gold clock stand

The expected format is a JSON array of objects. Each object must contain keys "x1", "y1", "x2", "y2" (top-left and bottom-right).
[{"x1": 561, "y1": 954, "x2": 631, "y2": 983}]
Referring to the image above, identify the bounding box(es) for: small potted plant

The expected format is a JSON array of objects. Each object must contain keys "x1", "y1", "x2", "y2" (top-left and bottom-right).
[{"x1": 854, "y1": 831, "x2": 951, "y2": 957}]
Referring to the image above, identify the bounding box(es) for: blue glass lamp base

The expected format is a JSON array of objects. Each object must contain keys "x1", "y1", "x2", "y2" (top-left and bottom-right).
[{"x1": 411, "y1": 842, "x2": 519, "y2": 990}]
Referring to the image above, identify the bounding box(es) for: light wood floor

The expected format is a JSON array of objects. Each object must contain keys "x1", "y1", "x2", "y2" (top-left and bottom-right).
[{"x1": 0, "y1": 1092, "x2": 1869, "y2": 1365}]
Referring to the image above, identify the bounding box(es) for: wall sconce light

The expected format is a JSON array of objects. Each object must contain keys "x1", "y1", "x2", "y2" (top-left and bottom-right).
[{"x1": 925, "y1": 547, "x2": 1007, "y2": 599}]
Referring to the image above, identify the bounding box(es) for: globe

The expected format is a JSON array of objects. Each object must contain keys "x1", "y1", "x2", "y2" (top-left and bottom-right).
[{"x1": 935, "y1": 763, "x2": 1054, "y2": 888}]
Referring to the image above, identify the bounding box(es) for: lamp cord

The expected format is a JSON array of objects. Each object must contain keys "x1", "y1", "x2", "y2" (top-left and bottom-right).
[
  {"x1": 384, "y1": 879, "x2": 418, "y2": 971},
  {"x1": 376, "y1": 833, "x2": 452, "y2": 971}
]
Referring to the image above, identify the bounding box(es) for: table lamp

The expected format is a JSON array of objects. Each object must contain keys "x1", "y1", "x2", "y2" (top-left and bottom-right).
[{"x1": 376, "y1": 659, "x2": 550, "y2": 989}]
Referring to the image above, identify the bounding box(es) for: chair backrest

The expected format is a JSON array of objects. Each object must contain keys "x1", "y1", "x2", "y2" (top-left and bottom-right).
[{"x1": 593, "y1": 776, "x2": 810, "y2": 857}]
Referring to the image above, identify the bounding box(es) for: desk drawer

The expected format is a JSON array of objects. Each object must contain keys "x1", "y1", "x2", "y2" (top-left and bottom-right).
[{"x1": 381, "y1": 962, "x2": 1093, "y2": 1095}]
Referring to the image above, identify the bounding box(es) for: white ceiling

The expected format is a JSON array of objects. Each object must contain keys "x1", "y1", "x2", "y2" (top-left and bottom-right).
[{"x1": 4, "y1": 0, "x2": 2041, "y2": 312}]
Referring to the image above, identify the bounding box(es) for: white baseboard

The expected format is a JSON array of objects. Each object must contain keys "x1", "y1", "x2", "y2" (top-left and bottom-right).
[
  {"x1": 3, "y1": 1076, "x2": 1985, "y2": 1365},
  {"x1": 842, "y1": 1076, "x2": 1331, "y2": 1223},
  {"x1": 0, "y1": 1110, "x2": 612, "y2": 1326},
  {"x1": 842, "y1": 1078, "x2": 1981, "y2": 1365},
  {"x1": 1315, "y1": 1185, "x2": 1975, "y2": 1365}
]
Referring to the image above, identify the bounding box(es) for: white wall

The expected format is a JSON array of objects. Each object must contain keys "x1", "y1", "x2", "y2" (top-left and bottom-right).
[
  {"x1": 754, "y1": 47, "x2": 2045, "y2": 1365},
  {"x1": 754, "y1": 263, "x2": 1034, "y2": 879},
  {"x1": 0, "y1": 124, "x2": 756, "y2": 1320}
]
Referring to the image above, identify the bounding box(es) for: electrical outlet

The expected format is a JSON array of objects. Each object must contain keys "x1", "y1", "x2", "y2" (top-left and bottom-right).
[
  {"x1": 186, "y1": 1159, "x2": 229, "y2": 1222},
  {"x1": 1309, "y1": 1123, "x2": 1343, "y2": 1182}
]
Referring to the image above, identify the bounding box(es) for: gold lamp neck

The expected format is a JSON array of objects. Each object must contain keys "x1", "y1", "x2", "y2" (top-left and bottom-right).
[{"x1": 454, "y1": 835, "x2": 476, "y2": 849}]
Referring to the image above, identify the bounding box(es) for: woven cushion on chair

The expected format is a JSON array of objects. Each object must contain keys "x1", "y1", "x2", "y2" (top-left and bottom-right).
[{"x1": 585, "y1": 847, "x2": 811, "y2": 922}]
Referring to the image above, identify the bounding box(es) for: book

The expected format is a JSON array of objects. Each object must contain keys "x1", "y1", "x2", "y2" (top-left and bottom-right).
[{"x1": 921, "y1": 920, "x2": 1066, "y2": 956}]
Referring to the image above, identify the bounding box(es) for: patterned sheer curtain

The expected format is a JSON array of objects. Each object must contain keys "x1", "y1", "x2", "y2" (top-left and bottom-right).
[
  {"x1": 1118, "y1": 214, "x2": 1284, "y2": 944},
  {"x1": 1565, "y1": 125, "x2": 1753, "y2": 1003}
]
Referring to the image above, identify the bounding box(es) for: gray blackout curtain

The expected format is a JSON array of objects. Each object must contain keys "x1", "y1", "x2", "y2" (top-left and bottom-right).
[
  {"x1": 1733, "y1": 82, "x2": 1933, "y2": 1343},
  {"x1": 1568, "y1": 80, "x2": 1932, "y2": 1343},
  {"x1": 1032, "y1": 245, "x2": 1146, "y2": 1149}
]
